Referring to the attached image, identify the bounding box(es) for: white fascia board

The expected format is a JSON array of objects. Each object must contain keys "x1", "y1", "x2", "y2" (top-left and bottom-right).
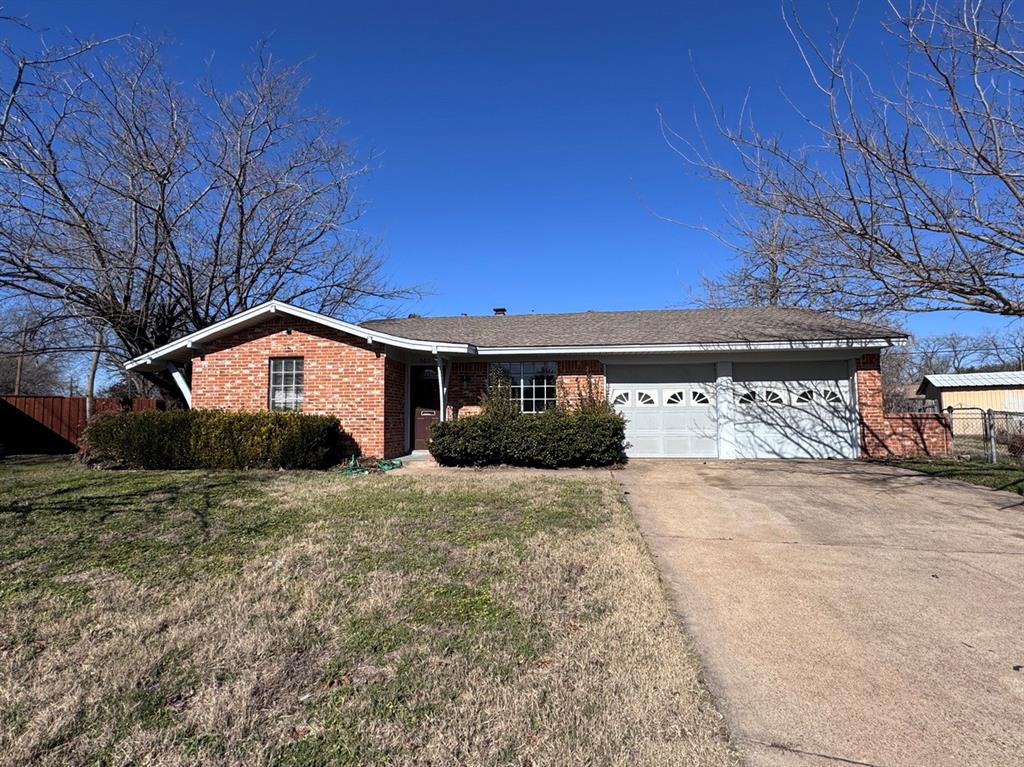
[
  {"x1": 473, "y1": 337, "x2": 903, "y2": 356},
  {"x1": 124, "y1": 300, "x2": 474, "y2": 371}
]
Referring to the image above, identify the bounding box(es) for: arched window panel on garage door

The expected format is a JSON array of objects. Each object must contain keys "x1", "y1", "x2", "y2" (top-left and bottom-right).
[
  {"x1": 819, "y1": 388, "x2": 842, "y2": 404},
  {"x1": 691, "y1": 388, "x2": 711, "y2": 405},
  {"x1": 610, "y1": 390, "x2": 630, "y2": 408},
  {"x1": 795, "y1": 389, "x2": 815, "y2": 404},
  {"x1": 737, "y1": 389, "x2": 758, "y2": 406},
  {"x1": 665, "y1": 390, "x2": 687, "y2": 405},
  {"x1": 635, "y1": 390, "x2": 657, "y2": 406}
]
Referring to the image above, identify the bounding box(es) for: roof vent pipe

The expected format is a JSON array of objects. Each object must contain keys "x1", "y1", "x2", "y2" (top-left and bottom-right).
[{"x1": 493, "y1": 307, "x2": 506, "y2": 316}]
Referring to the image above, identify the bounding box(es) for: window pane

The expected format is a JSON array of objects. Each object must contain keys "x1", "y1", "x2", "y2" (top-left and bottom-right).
[
  {"x1": 491, "y1": 362, "x2": 555, "y2": 414},
  {"x1": 270, "y1": 357, "x2": 304, "y2": 411}
]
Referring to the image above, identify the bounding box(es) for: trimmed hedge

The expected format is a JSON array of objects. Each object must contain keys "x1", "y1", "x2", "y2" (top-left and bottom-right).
[
  {"x1": 84, "y1": 409, "x2": 343, "y2": 470},
  {"x1": 429, "y1": 409, "x2": 627, "y2": 468}
]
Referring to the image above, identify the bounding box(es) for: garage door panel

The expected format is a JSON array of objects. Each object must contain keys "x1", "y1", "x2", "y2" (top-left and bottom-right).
[
  {"x1": 629, "y1": 411, "x2": 664, "y2": 430},
  {"x1": 734, "y1": 373, "x2": 855, "y2": 459},
  {"x1": 628, "y1": 436, "x2": 665, "y2": 457},
  {"x1": 608, "y1": 363, "x2": 856, "y2": 460},
  {"x1": 662, "y1": 409, "x2": 712, "y2": 430},
  {"x1": 607, "y1": 370, "x2": 719, "y2": 458}
]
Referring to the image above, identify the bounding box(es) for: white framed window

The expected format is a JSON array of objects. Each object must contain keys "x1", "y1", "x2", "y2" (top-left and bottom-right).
[
  {"x1": 493, "y1": 362, "x2": 557, "y2": 413},
  {"x1": 636, "y1": 390, "x2": 657, "y2": 406},
  {"x1": 269, "y1": 357, "x2": 304, "y2": 411},
  {"x1": 819, "y1": 389, "x2": 842, "y2": 404},
  {"x1": 737, "y1": 390, "x2": 757, "y2": 406},
  {"x1": 611, "y1": 391, "x2": 630, "y2": 407},
  {"x1": 795, "y1": 389, "x2": 815, "y2": 403},
  {"x1": 763, "y1": 389, "x2": 784, "y2": 405},
  {"x1": 665, "y1": 390, "x2": 687, "y2": 405},
  {"x1": 691, "y1": 389, "x2": 711, "y2": 405}
]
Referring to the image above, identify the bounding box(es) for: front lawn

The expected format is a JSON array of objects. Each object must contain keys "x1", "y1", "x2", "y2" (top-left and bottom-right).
[
  {"x1": 0, "y1": 457, "x2": 734, "y2": 767},
  {"x1": 889, "y1": 458, "x2": 1024, "y2": 494}
]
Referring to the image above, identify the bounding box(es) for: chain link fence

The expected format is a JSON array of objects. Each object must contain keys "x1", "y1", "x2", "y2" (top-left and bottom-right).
[{"x1": 947, "y1": 407, "x2": 1024, "y2": 463}]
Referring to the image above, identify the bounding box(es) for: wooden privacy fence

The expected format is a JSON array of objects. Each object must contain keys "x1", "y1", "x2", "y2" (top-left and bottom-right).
[{"x1": 0, "y1": 396, "x2": 160, "y2": 454}]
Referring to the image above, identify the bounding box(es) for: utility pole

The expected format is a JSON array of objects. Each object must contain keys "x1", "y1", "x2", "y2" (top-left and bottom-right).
[{"x1": 12, "y1": 322, "x2": 27, "y2": 395}]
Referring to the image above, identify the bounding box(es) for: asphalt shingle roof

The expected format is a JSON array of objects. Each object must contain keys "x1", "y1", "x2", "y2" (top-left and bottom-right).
[{"x1": 361, "y1": 306, "x2": 903, "y2": 348}]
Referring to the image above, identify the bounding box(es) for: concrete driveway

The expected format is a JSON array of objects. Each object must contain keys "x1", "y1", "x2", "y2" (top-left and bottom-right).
[{"x1": 621, "y1": 460, "x2": 1024, "y2": 767}]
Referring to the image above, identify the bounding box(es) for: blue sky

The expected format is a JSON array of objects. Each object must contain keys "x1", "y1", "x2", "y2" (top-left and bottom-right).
[{"x1": 17, "y1": 1, "x2": 1015, "y2": 338}]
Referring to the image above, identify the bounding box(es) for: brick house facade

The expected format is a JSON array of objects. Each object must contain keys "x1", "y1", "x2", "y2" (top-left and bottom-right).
[
  {"x1": 132, "y1": 300, "x2": 946, "y2": 461},
  {"x1": 191, "y1": 316, "x2": 403, "y2": 457},
  {"x1": 191, "y1": 322, "x2": 611, "y2": 457}
]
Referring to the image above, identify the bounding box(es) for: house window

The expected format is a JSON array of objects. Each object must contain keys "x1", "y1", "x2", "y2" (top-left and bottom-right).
[
  {"x1": 492, "y1": 362, "x2": 557, "y2": 413},
  {"x1": 269, "y1": 357, "x2": 304, "y2": 411}
]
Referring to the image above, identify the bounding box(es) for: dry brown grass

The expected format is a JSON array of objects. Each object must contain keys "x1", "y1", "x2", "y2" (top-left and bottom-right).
[{"x1": 0, "y1": 457, "x2": 734, "y2": 766}]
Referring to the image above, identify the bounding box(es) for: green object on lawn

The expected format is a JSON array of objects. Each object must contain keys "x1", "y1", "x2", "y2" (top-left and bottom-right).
[{"x1": 340, "y1": 455, "x2": 403, "y2": 476}]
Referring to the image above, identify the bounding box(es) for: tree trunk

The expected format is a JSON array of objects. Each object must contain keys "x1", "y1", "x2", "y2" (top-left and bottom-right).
[{"x1": 85, "y1": 327, "x2": 103, "y2": 421}]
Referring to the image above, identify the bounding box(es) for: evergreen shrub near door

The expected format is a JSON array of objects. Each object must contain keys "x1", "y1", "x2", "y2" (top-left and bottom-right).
[
  {"x1": 84, "y1": 410, "x2": 343, "y2": 469},
  {"x1": 429, "y1": 372, "x2": 627, "y2": 467},
  {"x1": 429, "y1": 409, "x2": 627, "y2": 468}
]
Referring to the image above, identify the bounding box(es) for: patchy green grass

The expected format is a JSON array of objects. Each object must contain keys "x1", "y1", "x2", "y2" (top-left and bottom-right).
[
  {"x1": 0, "y1": 456, "x2": 734, "y2": 767},
  {"x1": 889, "y1": 458, "x2": 1024, "y2": 494}
]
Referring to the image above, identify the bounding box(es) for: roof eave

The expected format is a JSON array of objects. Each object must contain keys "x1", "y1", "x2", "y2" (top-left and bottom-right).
[
  {"x1": 124, "y1": 300, "x2": 475, "y2": 372},
  {"x1": 473, "y1": 336, "x2": 903, "y2": 356}
]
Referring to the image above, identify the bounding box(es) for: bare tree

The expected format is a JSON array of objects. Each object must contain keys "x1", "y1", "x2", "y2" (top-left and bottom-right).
[
  {"x1": 672, "y1": 1, "x2": 1024, "y2": 318},
  {"x1": 698, "y1": 210, "x2": 847, "y2": 308},
  {"x1": 977, "y1": 325, "x2": 1024, "y2": 370},
  {"x1": 0, "y1": 304, "x2": 70, "y2": 394},
  {"x1": 0, "y1": 34, "x2": 411, "y2": 400}
]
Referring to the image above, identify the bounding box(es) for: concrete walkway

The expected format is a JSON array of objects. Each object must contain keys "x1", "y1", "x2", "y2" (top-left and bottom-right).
[{"x1": 621, "y1": 460, "x2": 1024, "y2": 767}]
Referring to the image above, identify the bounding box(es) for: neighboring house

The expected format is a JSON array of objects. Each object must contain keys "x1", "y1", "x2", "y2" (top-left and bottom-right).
[
  {"x1": 126, "y1": 301, "x2": 950, "y2": 460},
  {"x1": 917, "y1": 372, "x2": 1024, "y2": 413}
]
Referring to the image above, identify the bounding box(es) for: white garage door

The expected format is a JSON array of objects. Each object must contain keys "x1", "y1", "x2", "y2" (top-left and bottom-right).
[
  {"x1": 606, "y1": 364, "x2": 718, "y2": 458},
  {"x1": 733, "y1": 361, "x2": 856, "y2": 459}
]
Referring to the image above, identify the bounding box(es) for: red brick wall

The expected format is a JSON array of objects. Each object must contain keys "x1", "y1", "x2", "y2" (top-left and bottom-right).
[
  {"x1": 190, "y1": 317, "x2": 400, "y2": 457},
  {"x1": 856, "y1": 353, "x2": 951, "y2": 458},
  {"x1": 448, "y1": 361, "x2": 489, "y2": 418},
  {"x1": 556, "y1": 359, "x2": 606, "y2": 406},
  {"x1": 384, "y1": 356, "x2": 407, "y2": 458},
  {"x1": 447, "y1": 359, "x2": 605, "y2": 417}
]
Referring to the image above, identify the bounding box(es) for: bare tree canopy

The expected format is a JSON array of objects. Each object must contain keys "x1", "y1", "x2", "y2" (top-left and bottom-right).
[
  {"x1": 672, "y1": 1, "x2": 1024, "y2": 318},
  {"x1": 0, "y1": 303, "x2": 70, "y2": 395},
  {"x1": 0, "y1": 31, "x2": 411, "y2": 398}
]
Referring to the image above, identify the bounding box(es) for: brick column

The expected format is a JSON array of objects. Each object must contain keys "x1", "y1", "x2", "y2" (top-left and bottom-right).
[{"x1": 856, "y1": 353, "x2": 888, "y2": 457}]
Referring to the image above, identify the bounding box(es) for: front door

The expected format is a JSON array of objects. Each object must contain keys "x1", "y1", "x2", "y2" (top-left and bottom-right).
[{"x1": 411, "y1": 366, "x2": 440, "y2": 450}]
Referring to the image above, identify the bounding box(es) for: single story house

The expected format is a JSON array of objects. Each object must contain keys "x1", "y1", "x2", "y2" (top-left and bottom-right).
[
  {"x1": 126, "y1": 300, "x2": 950, "y2": 460},
  {"x1": 917, "y1": 372, "x2": 1024, "y2": 413}
]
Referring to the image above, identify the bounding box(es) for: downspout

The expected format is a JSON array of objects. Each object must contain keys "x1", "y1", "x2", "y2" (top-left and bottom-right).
[{"x1": 166, "y1": 362, "x2": 192, "y2": 409}]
